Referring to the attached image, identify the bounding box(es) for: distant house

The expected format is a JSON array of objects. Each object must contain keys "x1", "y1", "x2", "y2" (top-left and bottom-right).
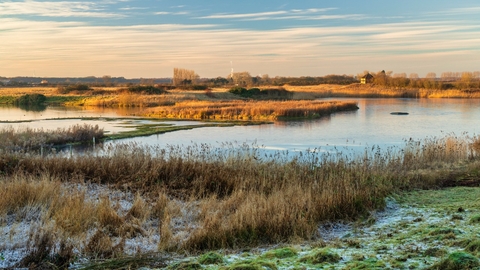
[
  {"x1": 361, "y1": 73, "x2": 374, "y2": 84},
  {"x1": 40, "y1": 80, "x2": 49, "y2": 84}
]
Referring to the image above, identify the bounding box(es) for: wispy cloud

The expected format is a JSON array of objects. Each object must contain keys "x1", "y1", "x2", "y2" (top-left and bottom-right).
[
  {"x1": 155, "y1": 11, "x2": 190, "y2": 16},
  {"x1": 0, "y1": 9, "x2": 479, "y2": 77},
  {"x1": 0, "y1": 1, "x2": 123, "y2": 18},
  {"x1": 199, "y1": 11, "x2": 288, "y2": 19},
  {"x1": 198, "y1": 8, "x2": 339, "y2": 21},
  {"x1": 119, "y1": 7, "x2": 148, "y2": 11},
  {"x1": 426, "y1": 6, "x2": 480, "y2": 16}
]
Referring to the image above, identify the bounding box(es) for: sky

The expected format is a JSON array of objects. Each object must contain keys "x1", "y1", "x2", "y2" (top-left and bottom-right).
[{"x1": 1, "y1": 0, "x2": 480, "y2": 78}]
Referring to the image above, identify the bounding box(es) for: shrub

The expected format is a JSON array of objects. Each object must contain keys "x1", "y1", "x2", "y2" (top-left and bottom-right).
[
  {"x1": 126, "y1": 85, "x2": 167, "y2": 94},
  {"x1": 184, "y1": 84, "x2": 208, "y2": 91},
  {"x1": 14, "y1": 94, "x2": 47, "y2": 106},
  {"x1": 228, "y1": 87, "x2": 293, "y2": 99},
  {"x1": 57, "y1": 84, "x2": 91, "y2": 94},
  {"x1": 228, "y1": 86, "x2": 248, "y2": 96}
]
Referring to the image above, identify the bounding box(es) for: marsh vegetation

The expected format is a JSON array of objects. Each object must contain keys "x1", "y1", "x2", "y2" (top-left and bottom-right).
[
  {"x1": 0, "y1": 128, "x2": 479, "y2": 268},
  {"x1": 1, "y1": 79, "x2": 480, "y2": 268}
]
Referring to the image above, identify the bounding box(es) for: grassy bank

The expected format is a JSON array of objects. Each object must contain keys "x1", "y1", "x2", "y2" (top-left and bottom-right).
[
  {"x1": 286, "y1": 84, "x2": 480, "y2": 99},
  {"x1": 0, "y1": 134, "x2": 479, "y2": 268},
  {"x1": 0, "y1": 124, "x2": 104, "y2": 150}
]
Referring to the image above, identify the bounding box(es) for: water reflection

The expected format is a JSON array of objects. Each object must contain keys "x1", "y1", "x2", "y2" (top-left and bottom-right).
[
  {"x1": 16, "y1": 103, "x2": 47, "y2": 112},
  {"x1": 1, "y1": 98, "x2": 480, "y2": 157}
]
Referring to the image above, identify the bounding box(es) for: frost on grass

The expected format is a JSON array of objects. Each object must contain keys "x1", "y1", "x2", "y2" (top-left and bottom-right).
[
  {"x1": 2, "y1": 185, "x2": 480, "y2": 269},
  {"x1": 0, "y1": 182, "x2": 198, "y2": 268}
]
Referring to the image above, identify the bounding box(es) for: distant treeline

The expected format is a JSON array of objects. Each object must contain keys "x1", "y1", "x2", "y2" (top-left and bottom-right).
[
  {"x1": 0, "y1": 74, "x2": 357, "y2": 88},
  {"x1": 205, "y1": 74, "x2": 357, "y2": 87},
  {"x1": 0, "y1": 76, "x2": 172, "y2": 87},
  {"x1": 361, "y1": 70, "x2": 480, "y2": 90}
]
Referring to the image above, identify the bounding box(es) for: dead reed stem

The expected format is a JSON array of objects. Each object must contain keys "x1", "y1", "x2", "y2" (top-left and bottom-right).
[{"x1": 0, "y1": 135, "x2": 479, "y2": 255}]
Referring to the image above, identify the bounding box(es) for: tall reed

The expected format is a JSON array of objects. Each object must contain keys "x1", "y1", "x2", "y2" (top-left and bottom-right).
[
  {"x1": 0, "y1": 124, "x2": 104, "y2": 151},
  {"x1": 1, "y1": 135, "x2": 479, "y2": 253},
  {"x1": 145, "y1": 100, "x2": 359, "y2": 120}
]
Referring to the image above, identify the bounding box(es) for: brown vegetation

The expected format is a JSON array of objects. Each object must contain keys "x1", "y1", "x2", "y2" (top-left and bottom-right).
[
  {"x1": 0, "y1": 124, "x2": 104, "y2": 150},
  {"x1": 144, "y1": 100, "x2": 359, "y2": 120},
  {"x1": 286, "y1": 84, "x2": 480, "y2": 99},
  {"x1": 0, "y1": 134, "x2": 479, "y2": 264}
]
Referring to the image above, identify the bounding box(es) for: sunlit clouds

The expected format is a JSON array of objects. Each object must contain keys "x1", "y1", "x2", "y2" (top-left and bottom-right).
[
  {"x1": 1, "y1": 0, "x2": 479, "y2": 78},
  {"x1": 0, "y1": 1, "x2": 123, "y2": 18}
]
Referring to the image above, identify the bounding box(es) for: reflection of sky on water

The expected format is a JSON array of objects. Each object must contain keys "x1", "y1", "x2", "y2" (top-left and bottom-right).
[
  {"x1": 2, "y1": 98, "x2": 480, "y2": 157},
  {"x1": 0, "y1": 105, "x2": 204, "y2": 134},
  {"x1": 114, "y1": 98, "x2": 480, "y2": 155}
]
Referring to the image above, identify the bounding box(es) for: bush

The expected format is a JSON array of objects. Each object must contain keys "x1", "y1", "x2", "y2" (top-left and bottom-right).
[
  {"x1": 14, "y1": 94, "x2": 47, "y2": 106},
  {"x1": 228, "y1": 87, "x2": 292, "y2": 99},
  {"x1": 185, "y1": 85, "x2": 208, "y2": 91},
  {"x1": 57, "y1": 84, "x2": 91, "y2": 94},
  {"x1": 228, "y1": 86, "x2": 248, "y2": 96},
  {"x1": 126, "y1": 85, "x2": 167, "y2": 94}
]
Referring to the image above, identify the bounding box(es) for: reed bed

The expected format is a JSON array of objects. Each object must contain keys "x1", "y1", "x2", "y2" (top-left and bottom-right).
[
  {"x1": 0, "y1": 124, "x2": 104, "y2": 151},
  {"x1": 286, "y1": 84, "x2": 480, "y2": 99},
  {"x1": 0, "y1": 134, "x2": 479, "y2": 266},
  {"x1": 145, "y1": 100, "x2": 359, "y2": 120}
]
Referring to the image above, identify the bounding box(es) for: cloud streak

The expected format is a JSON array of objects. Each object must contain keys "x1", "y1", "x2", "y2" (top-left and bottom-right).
[
  {"x1": 197, "y1": 8, "x2": 339, "y2": 21},
  {"x1": 0, "y1": 1, "x2": 123, "y2": 18},
  {"x1": 1, "y1": 2, "x2": 479, "y2": 77},
  {"x1": 1, "y1": 15, "x2": 479, "y2": 78}
]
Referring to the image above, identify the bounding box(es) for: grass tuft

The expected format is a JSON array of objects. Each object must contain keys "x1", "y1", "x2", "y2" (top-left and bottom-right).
[
  {"x1": 299, "y1": 248, "x2": 341, "y2": 264},
  {"x1": 198, "y1": 251, "x2": 224, "y2": 264},
  {"x1": 428, "y1": 252, "x2": 479, "y2": 270}
]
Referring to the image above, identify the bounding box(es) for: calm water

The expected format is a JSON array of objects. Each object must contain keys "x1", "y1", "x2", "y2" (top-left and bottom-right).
[
  {"x1": 2, "y1": 98, "x2": 480, "y2": 154},
  {"x1": 113, "y1": 98, "x2": 480, "y2": 154}
]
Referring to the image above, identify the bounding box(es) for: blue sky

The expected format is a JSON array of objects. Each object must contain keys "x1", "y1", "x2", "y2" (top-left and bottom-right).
[{"x1": 1, "y1": 0, "x2": 479, "y2": 78}]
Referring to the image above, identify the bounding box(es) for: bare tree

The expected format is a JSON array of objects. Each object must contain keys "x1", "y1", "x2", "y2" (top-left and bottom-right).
[
  {"x1": 425, "y1": 72, "x2": 436, "y2": 79},
  {"x1": 409, "y1": 73, "x2": 419, "y2": 80},
  {"x1": 461, "y1": 72, "x2": 473, "y2": 88},
  {"x1": 102, "y1": 75, "x2": 112, "y2": 86},
  {"x1": 229, "y1": 71, "x2": 252, "y2": 87},
  {"x1": 173, "y1": 68, "x2": 199, "y2": 86}
]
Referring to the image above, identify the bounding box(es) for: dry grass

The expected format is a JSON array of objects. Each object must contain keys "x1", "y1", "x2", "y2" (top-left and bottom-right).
[
  {"x1": 285, "y1": 84, "x2": 480, "y2": 98},
  {"x1": 0, "y1": 87, "x2": 58, "y2": 96},
  {"x1": 0, "y1": 134, "x2": 479, "y2": 261},
  {"x1": 0, "y1": 124, "x2": 104, "y2": 151},
  {"x1": 144, "y1": 100, "x2": 359, "y2": 120}
]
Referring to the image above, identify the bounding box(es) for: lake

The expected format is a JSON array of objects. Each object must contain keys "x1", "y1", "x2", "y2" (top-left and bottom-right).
[
  {"x1": 2, "y1": 98, "x2": 480, "y2": 155},
  {"x1": 113, "y1": 98, "x2": 480, "y2": 154}
]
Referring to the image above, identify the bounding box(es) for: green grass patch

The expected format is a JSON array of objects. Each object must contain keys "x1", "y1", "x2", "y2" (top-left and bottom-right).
[
  {"x1": 262, "y1": 247, "x2": 297, "y2": 259},
  {"x1": 428, "y1": 252, "x2": 479, "y2": 270},
  {"x1": 395, "y1": 187, "x2": 480, "y2": 210},
  {"x1": 198, "y1": 251, "x2": 224, "y2": 265},
  {"x1": 298, "y1": 248, "x2": 341, "y2": 265},
  {"x1": 344, "y1": 258, "x2": 386, "y2": 269},
  {"x1": 226, "y1": 259, "x2": 277, "y2": 270},
  {"x1": 46, "y1": 96, "x2": 86, "y2": 104},
  {"x1": 105, "y1": 123, "x2": 235, "y2": 140},
  {"x1": 470, "y1": 214, "x2": 480, "y2": 224},
  {"x1": 464, "y1": 239, "x2": 480, "y2": 254},
  {"x1": 166, "y1": 260, "x2": 202, "y2": 270},
  {"x1": 0, "y1": 96, "x2": 17, "y2": 104}
]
